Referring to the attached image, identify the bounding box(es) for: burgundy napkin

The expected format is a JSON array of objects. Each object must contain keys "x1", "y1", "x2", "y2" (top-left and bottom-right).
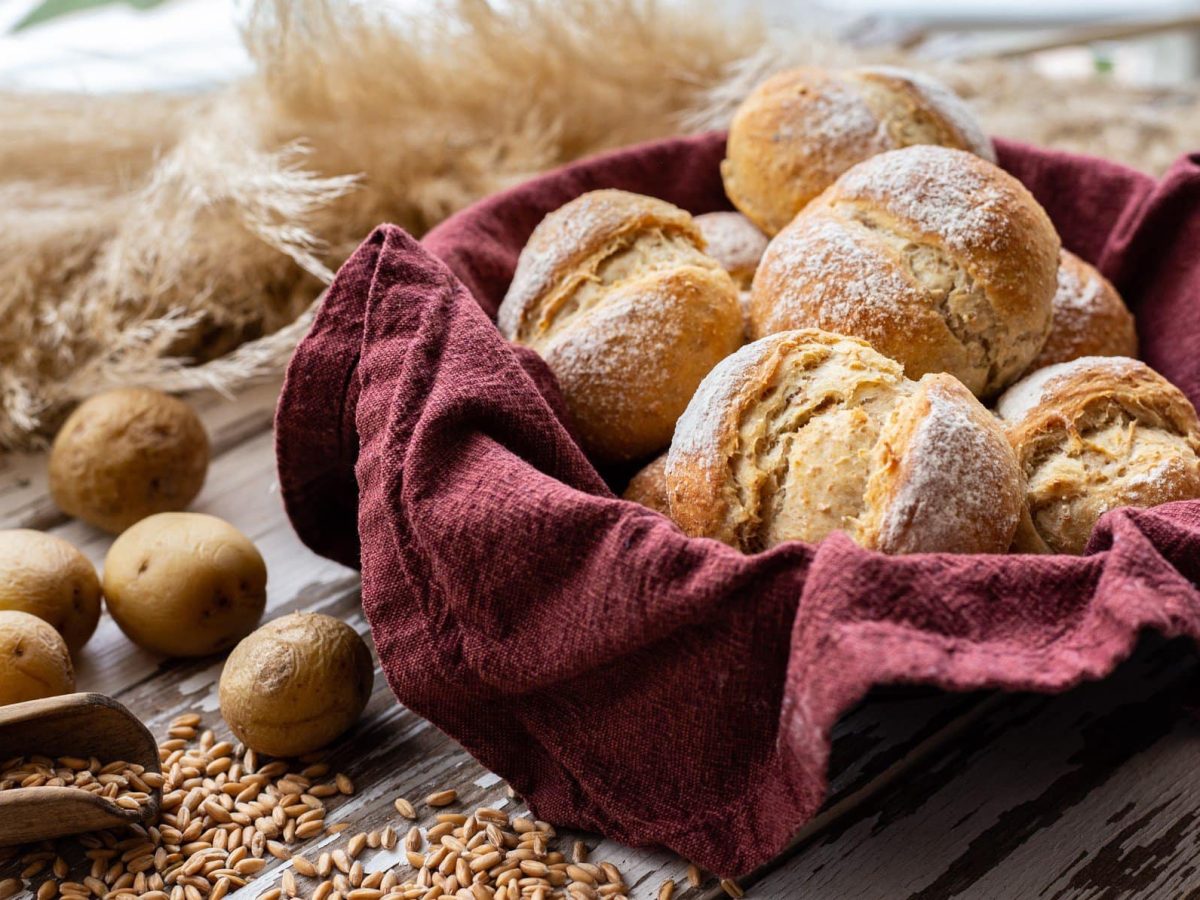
[{"x1": 275, "y1": 132, "x2": 1200, "y2": 876}]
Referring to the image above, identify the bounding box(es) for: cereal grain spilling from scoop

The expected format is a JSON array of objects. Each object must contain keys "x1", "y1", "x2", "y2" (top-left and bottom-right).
[{"x1": 0, "y1": 714, "x2": 694, "y2": 900}]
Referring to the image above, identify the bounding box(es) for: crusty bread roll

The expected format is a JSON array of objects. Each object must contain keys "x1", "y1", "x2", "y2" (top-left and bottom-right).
[
  {"x1": 722, "y1": 65, "x2": 995, "y2": 236},
  {"x1": 694, "y1": 212, "x2": 768, "y2": 290},
  {"x1": 997, "y1": 356, "x2": 1200, "y2": 554},
  {"x1": 623, "y1": 454, "x2": 672, "y2": 517},
  {"x1": 749, "y1": 145, "x2": 1060, "y2": 398},
  {"x1": 498, "y1": 190, "x2": 743, "y2": 462},
  {"x1": 666, "y1": 329, "x2": 1023, "y2": 554},
  {"x1": 1022, "y1": 249, "x2": 1137, "y2": 373}
]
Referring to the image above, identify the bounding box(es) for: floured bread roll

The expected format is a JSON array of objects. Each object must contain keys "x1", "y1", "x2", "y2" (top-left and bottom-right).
[
  {"x1": 666, "y1": 329, "x2": 1023, "y2": 554},
  {"x1": 498, "y1": 190, "x2": 743, "y2": 462},
  {"x1": 623, "y1": 454, "x2": 672, "y2": 518},
  {"x1": 750, "y1": 145, "x2": 1060, "y2": 398},
  {"x1": 722, "y1": 65, "x2": 995, "y2": 236},
  {"x1": 1023, "y1": 249, "x2": 1137, "y2": 373},
  {"x1": 998, "y1": 356, "x2": 1200, "y2": 554},
  {"x1": 694, "y1": 212, "x2": 768, "y2": 290}
]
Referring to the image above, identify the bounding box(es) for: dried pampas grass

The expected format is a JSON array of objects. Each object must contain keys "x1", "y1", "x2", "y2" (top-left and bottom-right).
[
  {"x1": 0, "y1": 0, "x2": 761, "y2": 449},
  {"x1": 3, "y1": 0, "x2": 1200, "y2": 450}
]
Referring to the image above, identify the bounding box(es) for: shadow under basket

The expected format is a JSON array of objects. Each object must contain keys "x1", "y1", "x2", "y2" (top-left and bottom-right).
[{"x1": 275, "y1": 131, "x2": 1200, "y2": 876}]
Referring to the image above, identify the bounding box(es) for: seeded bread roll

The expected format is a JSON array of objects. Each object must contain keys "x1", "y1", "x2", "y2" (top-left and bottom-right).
[
  {"x1": 1022, "y1": 250, "x2": 1138, "y2": 373},
  {"x1": 498, "y1": 190, "x2": 743, "y2": 462},
  {"x1": 694, "y1": 212, "x2": 768, "y2": 290},
  {"x1": 666, "y1": 329, "x2": 1022, "y2": 554},
  {"x1": 997, "y1": 356, "x2": 1200, "y2": 555},
  {"x1": 722, "y1": 65, "x2": 995, "y2": 236},
  {"x1": 622, "y1": 454, "x2": 672, "y2": 517},
  {"x1": 749, "y1": 145, "x2": 1060, "y2": 398}
]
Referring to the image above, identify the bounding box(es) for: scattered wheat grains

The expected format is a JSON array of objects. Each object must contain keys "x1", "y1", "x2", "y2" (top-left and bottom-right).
[
  {"x1": 0, "y1": 718, "x2": 676, "y2": 900},
  {"x1": 0, "y1": 716, "x2": 360, "y2": 900}
]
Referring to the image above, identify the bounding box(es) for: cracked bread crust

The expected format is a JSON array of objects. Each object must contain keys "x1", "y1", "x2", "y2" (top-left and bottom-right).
[
  {"x1": 749, "y1": 145, "x2": 1059, "y2": 398},
  {"x1": 720, "y1": 65, "x2": 995, "y2": 236},
  {"x1": 665, "y1": 329, "x2": 1021, "y2": 554},
  {"x1": 498, "y1": 189, "x2": 743, "y2": 463},
  {"x1": 858, "y1": 373, "x2": 1022, "y2": 554},
  {"x1": 998, "y1": 356, "x2": 1200, "y2": 554}
]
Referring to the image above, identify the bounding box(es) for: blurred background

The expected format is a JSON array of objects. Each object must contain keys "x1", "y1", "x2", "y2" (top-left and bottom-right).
[
  {"x1": 4, "y1": 0, "x2": 1200, "y2": 455},
  {"x1": 3, "y1": 0, "x2": 1200, "y2": 92}
]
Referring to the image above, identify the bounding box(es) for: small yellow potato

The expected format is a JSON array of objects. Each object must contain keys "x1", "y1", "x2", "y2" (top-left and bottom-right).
[
  {"x1": 103, "y1": 512, "x2": 266, "y2": 657},
  {"x1": 0, "y1": 609, "x2": 75, "y2": 705},
  {"x1": 0, "y1": 530, "x2": 102, "y2": 655},
  {"x1": 219, "y1": 612, "x2": 374, "y2": 756},
  {"x1": 49, "y1": 387, "x2": 210, "y2": 534}
]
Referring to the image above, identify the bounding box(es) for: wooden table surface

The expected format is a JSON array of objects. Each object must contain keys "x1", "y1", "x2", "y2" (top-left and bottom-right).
[{"x1": 2, "y1": 381, "x2": 1198, "y2": 899}]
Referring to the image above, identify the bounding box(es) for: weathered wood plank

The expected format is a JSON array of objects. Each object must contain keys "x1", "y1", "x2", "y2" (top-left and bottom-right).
[
  {"x1": 747, "y1": 636, "x2": 1200, "y2": 899},
  {"x1": 0, "y1": 380, "x2": 282, "y2": 531},
  {"x1": 0, "y1": 388, "x2": 1039, "y2": 899}
]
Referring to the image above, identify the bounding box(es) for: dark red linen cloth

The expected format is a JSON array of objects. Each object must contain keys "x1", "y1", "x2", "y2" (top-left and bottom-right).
[{"x1": 275, "y1": 132, "x2": 1200, "y2": 876}]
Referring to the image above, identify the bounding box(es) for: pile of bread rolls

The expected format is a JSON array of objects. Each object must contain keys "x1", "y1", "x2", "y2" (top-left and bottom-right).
[{"x1": 497, "y1": 65, "x2": 1200, "y2": 557}]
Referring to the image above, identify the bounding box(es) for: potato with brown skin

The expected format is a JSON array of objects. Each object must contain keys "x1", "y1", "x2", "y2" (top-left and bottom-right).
[
  {"x1": 103, "y1": 513, "x2": 266, "y2": 657},
  {"x1": 49, "y1": 388, "x2": 210, "y2": 534},
  {"x1": 219, "y1": 612, "x2": 374, "y2": 756},
  {"x1": 0, "y1": 609, "x2": 75, "y2": 705},
  {"x1": 0, "y1": 530, "x2": 101, "y2": 656}
]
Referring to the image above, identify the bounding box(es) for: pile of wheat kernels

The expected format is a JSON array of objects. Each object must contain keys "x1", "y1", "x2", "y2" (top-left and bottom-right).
[
  {"x1": 0, "y1": 714, "x2": 720, "y2": 900},
  {"x1": 0, "y1": 757, "x2": 159, "y2": 814}
]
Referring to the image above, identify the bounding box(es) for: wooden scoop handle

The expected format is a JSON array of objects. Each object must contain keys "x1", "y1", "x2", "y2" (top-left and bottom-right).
[{"x1": 0, "y1": 693, "x2": 162, "y2": 846}]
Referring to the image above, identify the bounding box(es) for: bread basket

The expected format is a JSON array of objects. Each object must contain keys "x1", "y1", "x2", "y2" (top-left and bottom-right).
[{"x1": 275, "y1": 132, "x2": 1200, "y2": 876}]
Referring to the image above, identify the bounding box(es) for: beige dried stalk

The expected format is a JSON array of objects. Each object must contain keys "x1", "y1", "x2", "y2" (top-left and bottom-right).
[
  {"x1": 0, "y1": 0, "x2": 761, "y2": 449},
  {"x1": 2, "y1": 2, "x2": 1199, "y2": 450}
]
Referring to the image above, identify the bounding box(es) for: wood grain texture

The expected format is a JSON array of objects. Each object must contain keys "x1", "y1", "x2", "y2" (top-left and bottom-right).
[{"x1": 2, "y1": 386, "x2": 1192, "y2": 898}]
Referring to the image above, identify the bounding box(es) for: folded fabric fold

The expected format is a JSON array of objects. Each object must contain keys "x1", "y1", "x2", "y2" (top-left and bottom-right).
[{"x1": 275, "y1": 132, "x2": 1200, "y2": 875}]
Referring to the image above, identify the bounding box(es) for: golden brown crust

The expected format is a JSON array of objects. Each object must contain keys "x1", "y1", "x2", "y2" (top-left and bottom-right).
[
  {"x1": 1023, "y1": 250, "x2": 1138, "y2": 372},
  {"x1": 498, "y1": 189, "x2": 700, "y2": 342},
  {"x1": 721, "y1": 66, "x2": 995, "y2": 236},
  {"x1": 694, "y1": 212, "x2": 768, "y2": 290},
  {"x1": 750, "y1": 145, "x2": 1060, "y2": 398},
  {"x1": 665, "y1": 329, "x2": 1020, "y2": 554},
  {"x1": 997, "y1": 357, "x2": 1200, "y2": 554},
  {"x1": 858, "y1": 373, "x2": 1022, "y2": 554},
  {"x1": 622, "y1": 454, "x2": 672, "y2": 518},
  {"x1": 498, "y1": 190, "x2": 743, "y2": 463}
]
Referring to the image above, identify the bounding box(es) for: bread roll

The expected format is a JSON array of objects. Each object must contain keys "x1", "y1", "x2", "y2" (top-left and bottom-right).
[
  {"x1": 722, "y1": 65, "x2": 994, "y2": 236},
  {"x1": 622, "y1": 454, "x2": 672, "y2": 517},
  {"x1": 694, "y1": 212, "x2": 768, "y2": 290},
  {"x1": 666, "y1": 329, "x2": 1022, "y2": 554},
  {"x1": 749, "y1": 145, "x2": 1060, "y2": 398},
  {"x1": 1023, "y1": 249, "x2": 1137, "y2": 373},
  {"x1": 997, "y1": 356, "x2": 1200, "y2": 554},
  {"x1": 498, "y1": 190, "x2": 743, "y2": 463}
]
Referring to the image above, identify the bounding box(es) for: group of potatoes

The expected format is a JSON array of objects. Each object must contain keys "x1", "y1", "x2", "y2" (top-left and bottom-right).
[{"x1": 0, "y1": 388, "x2": 373, "y2": 758}]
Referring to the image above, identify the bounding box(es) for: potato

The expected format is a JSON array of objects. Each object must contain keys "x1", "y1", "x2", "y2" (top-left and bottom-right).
[
  {"x1": 49, "y1": 388, "x2": 209, "y2": 534},
  {"x1": 0, "y1": 530, "x2": 102, "y2": 655},
  {"x1": 0, "y1": 609, "x2": 75, "y2": 705},
  {"x1": 219, "y1": 612, "x2": 373, "y2": 756},
  {"x1": 103, "y1": 512, "x2": 266, "y2": 657}
]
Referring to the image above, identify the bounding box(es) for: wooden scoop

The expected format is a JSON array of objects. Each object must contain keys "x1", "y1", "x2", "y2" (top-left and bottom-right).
[{"x1": 0, "y1": 693, "x2": 162, "y2": 845}]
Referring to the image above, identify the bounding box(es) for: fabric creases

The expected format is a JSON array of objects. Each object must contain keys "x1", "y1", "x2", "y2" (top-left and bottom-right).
[{"x1": 275, "y1": 132, "x2": 1200, "y2": 876}]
